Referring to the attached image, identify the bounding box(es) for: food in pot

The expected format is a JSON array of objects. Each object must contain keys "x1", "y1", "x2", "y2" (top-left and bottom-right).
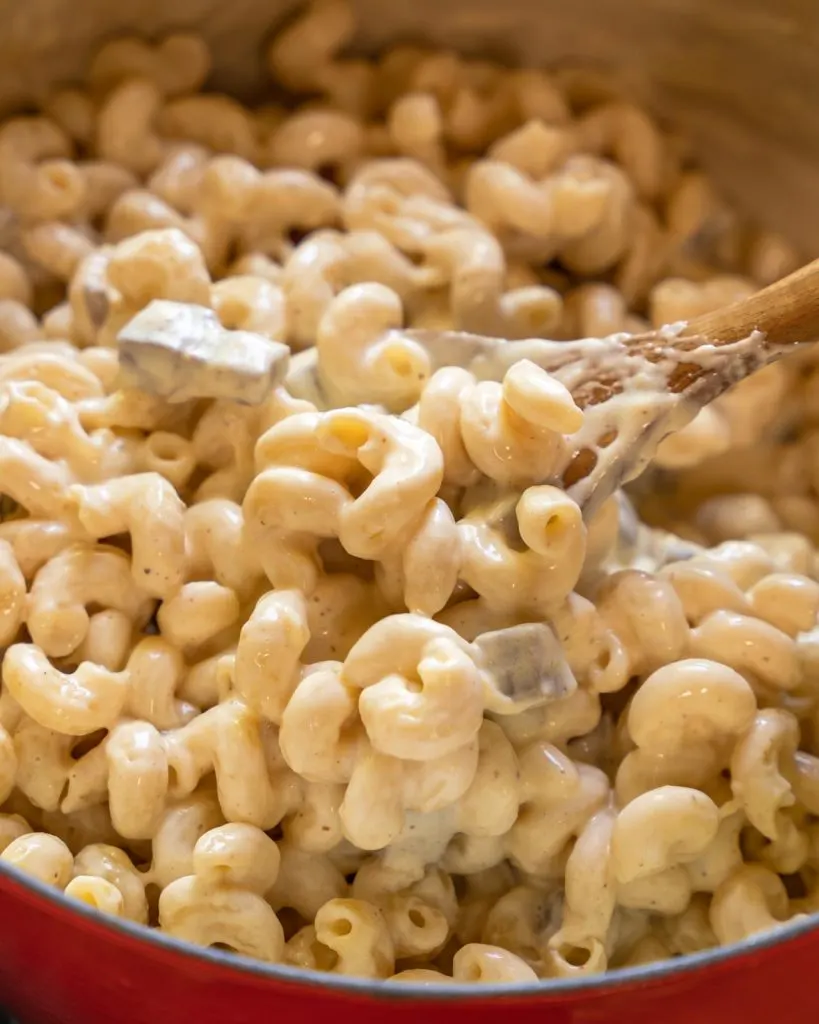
[{"x1": 0, "y1": 0, "x2": 816, "y2": 985}]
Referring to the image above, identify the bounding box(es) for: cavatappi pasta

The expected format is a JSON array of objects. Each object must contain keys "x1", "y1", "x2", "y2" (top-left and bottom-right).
[{"x1": 0, "y1": 0, "x2": 817, "y2": 985}]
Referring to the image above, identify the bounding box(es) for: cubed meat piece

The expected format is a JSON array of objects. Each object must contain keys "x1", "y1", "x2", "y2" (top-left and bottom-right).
[{"x1": 117, "y1": 299, "x2": 289, "y2": 404}]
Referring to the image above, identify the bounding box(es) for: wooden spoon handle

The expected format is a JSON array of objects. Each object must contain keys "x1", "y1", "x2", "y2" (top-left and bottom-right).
[{"x1": 681, "y1": 256, "x2": 819, "y2": 345}]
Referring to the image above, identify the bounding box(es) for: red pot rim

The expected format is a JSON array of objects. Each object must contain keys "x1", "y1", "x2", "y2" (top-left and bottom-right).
[{"x1": 3, "y1": 858, "x2": 818, "y2": 1000}]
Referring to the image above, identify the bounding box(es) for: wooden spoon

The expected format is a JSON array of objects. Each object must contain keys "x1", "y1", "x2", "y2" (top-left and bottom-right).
[
  {"x1": 287, "y1": 257, "x2": 819, "y2": 520},
  {"x1": 557, "y1": 256, "x2": 819, "y2": 517}
]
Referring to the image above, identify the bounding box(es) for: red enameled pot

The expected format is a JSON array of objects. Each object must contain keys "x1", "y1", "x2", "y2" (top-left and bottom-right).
[
  {"x1": 0, "y1": 1, "x2": 818, "y2": 1021},
  {"x1": 0, "y1": 864, "x2": 817, "y2": 1023}
]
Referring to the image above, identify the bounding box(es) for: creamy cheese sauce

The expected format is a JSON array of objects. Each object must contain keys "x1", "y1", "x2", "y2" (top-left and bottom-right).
[{"x1": 286, "y1": 323, "x2": 780, "y2": 519}]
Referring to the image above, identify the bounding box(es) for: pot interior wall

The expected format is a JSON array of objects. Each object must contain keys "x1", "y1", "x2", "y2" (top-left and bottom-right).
[{"x1": 0, "y1": 2, "x2": 817, "y2": 252}]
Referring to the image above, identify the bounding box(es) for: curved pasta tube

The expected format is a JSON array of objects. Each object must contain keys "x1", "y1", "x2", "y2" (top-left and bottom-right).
[
  {"x1": 339, "y1": 747, "x2": 406, "y2": 851},
  {"x1": 342, "y1": 158, "x2": 461, "y2": 251},
  {"x1": 266, "y1": 841, "x2": 348, "y2": 921},
  {"x1": 163, "y1": 698, "x2": 298, "y2": 829},
  {"x1": 593, "y1": 570, "x2": 689, "y2": 676},
  {"x1": 378, "y1": 893, "x2": 450, "y2": 959},
  {"x1": 401, "y1": 740, "x2": 479, "y2": 814},
  {"x1": 27, "y1": 544, "x2": 154, "y2": 658},
  {"x1": 243, "y1": 168, "x2": 341, "y2": 255},
  {"x1": 659, "y1": 563, "x2": 749, "y2": 624},
  {"x1": 685, "y1": 808, "x2": 745, "y2": 894},
  {"x1": 0, "y1": 539, "x2": 25, "y2": 647},
  {"x1": 3, "y1": 644, "x2": 127, "y2": 735},
  {"x1": 244, "y1": 411, "x2": 358, "y2": 592},
  {"x1": 183, "y1": 499, "x2": 264, "y2": 596},
  {"x1": 611, "y1": 786, "x2": 720, "y2": 884},
  {"x1": 95, "y1": 79, "x2": 165, "y2": 179},
  {"x1": 282, "y1": 779, "x2": 345, "y2": 852},
  {"x1": 282, "y1": 230, "x2": 349, "y2": 347},
  {"x1": 256, "y1": 411, "x2": 454, "y2": 607},
  {"x1": 453, "y1": 720, "x2": 520, "y2": 838},
  {"x1": 505, "y1": 742, "x2": 609, "y2": 874},
  {"x1": 156, "y1": 581, "x2": 240, "y2": 653},
  {"x1": 628, "y1": 659, "x2": 757, "y2": 755},
  {"x1": 178, "y1": 648, "x2": 235, "y2": 710},
  {"x1": 211, "y1": 274, "x2": 286, "y2": 341},
  {"x1": 416, "y1": 367, "x2": 482, "y2": 488},
  {"x1": 106, "y1": 720, "x2": 168, "y2": 840},
  {"x1": 709, "y1": 864, "x2": 791, "y2": 946},
  {"x1": 342, "y1": 615, "x2": 470, "y2": 689},
  {"x1": 0, "y1": 381, "x2": 125, "y2": 483},
  {"x1": 156, "y1": 94, "x2": 257, "y2": 165},
  {"x1": 316, "y1": 284, "x2": 430, "y2": 413},
  {"x1": 0, "y1": 832, "x2": 74, "y2": 888},
  {"x1": 73, "y1": 843, "x2": 149, "y2": 924},
  {"x1": 730, "y1": 708, "x2": 799, "y2": 840},
  {"x1": 100, "y1": 227, "x2": 211, "y2": 345},
  {"x1": 234, "y1": 590, "x2": 310, "y2": 724},
  {"x1": 243, "y1": 465, "x2": 349, "y2": 592},
  {"x1": 61, "y1": 740, "x2": 111, "y2": 814},
  {"x1": 460, "y1": 366, "x2": 576, "y2": 487},
  {"x1": 551, "y1": 806, "x2": 617, "y2": 951},
  {"x1": 316, "y1": 408, "x2": 443, "y2": 559},
  {"x1": 0, "y1": 117, "x2": 84, "y2": 222},
  {"x1": 191, "y1": 400, "x2": 259, "y2": 503},
  {"x1": 357, "y1": 633, "x2": 483, "y2": 761},
  {"x1": 459, "y1": 487, "x2": 586, "y2": 614},
  {"x1": 124, "y1": 637, "x2": 197, "y2": 730},
  {"x1": 0, "y1": 436, "x2": 79, "y2": 521},
  {"x1": 192, "y1": 823, "x2": 281, "y2": 894},
  {"x1": 137, "y1": 428, "x2": 196, "y2": 489},
  {"x1": 279, "y1": 665, "x2": 364, "y2": 783},
  {"x1": 87, "y1": 32, "x2": 210, "y2": 98},
  {"x1": 614, "y1": 745, "x2": 725, "y2": 807},
  {"x1": 251, "y1": 408, "x2": 447, "y2": 596},
  {"x1": 0, "y1": 349, "x2": 104, "y2": 401},
  {"x1": 284, "y1": 925, "x2": 336, "y2": 971},
  {"x1": 375, "y1": 497, "x2": 461, "y2": 617},
  {"x1": 746, "y1": 572, "x2": 819, "y2": 638},
  {"x1": 68, "y1": 473, "x2": 186, "y2": 599},
  {"x1": 159, "y1": 875, "x2": 284, "y2": 961},
  {"x1": 283, "y1": 229, "x2": 438, "y2": 349},
  {"x1": 415, "y1": 360, "x2": 580, "y2": 490},
  {"x1": 0, "y1": 723, "x2": 15, "y2": 805},
  {"x1": 66, "y1": 608, "x2": 133, "y2": 672},
  {"x1": 64, "y1": 876, "x2": 125, "y2": 916},
  {"x1": 465, "y1": 154, "x2": 618, "y2": 244},
  {"x1": 149, "y1": 790, "x2": 225, "y2": 891},
  {"x1": 617, "y1": 866, "x2": 694, "y2": 916},
  {"x1": 314, "y1": 897, "x2": 395, "y2": 979},
  {"x1": 253, "y1": 410, "x2": 356, "y2": 478},
  {"x1": 268, "y1": 103, "x2": 363, "y2": 171},
  {"x1": 558, "y1": 157, "x2": 636, "y2": 274},
  {"x1": 690, "y1": 610, "x2": 800, "y2": 691},
  {"x1": 13, "y1": 719, "x2": 75, "y2": 811},
  {"x1": 0, "y1": 519, "x2": 78, "y2": 582},
  {"x1": 452, "y1": 944, "x2": 538, "y2": 983},
  {"x1": 422, "y1": 227, "x2": 562, "y2": 338}
]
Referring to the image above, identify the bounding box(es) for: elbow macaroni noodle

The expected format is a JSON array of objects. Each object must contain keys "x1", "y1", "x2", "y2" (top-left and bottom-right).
[{"x1": 0, "y1": 0, "x2": 817, "y2": 984}]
